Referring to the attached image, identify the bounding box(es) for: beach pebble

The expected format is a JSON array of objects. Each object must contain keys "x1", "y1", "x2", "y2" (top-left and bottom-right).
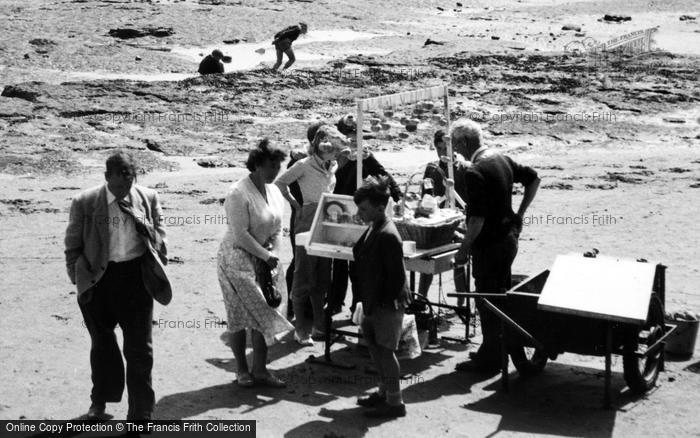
[
  {"x1": 405, "y1": 123, "x2": 418, "y2": 132},
  {"x1": 370, "y1": 125, "x2": 381, "y2": 132},
  {"x1": 384, "y1": 110, "x2": 394, "y2": 117},
  {"x1": 381, "y1": 123, "x2": 391, "y2": 130},
  {"x1": 370, "y1": 118, "x2": 381, "y2": 125},
  {"x1": 399, "y1": 132, "x2": 410, "y2": 139},
  {"x1": 399, "y1": 117, "x2": 410, "y2": 125},
  {"x1": 679, "y1": 15, "x2": 696, "y2": 21}
]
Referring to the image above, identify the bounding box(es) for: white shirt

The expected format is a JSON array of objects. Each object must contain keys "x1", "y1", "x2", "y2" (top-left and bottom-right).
[{"x1": 106, "y1": 185, "x2": 146, "y2": 262}]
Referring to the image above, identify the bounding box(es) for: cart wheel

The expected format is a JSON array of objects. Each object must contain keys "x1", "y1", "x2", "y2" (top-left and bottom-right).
[
  {"x1": 510, "y1": 346, "x2": 548, "y2": 377},
  {"x1": 623, "y1": 294, "x2": 664, "y2": 394}
]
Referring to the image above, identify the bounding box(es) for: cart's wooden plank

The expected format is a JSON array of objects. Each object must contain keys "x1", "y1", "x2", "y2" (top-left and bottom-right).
[{"x1": 537, "y1": 254, "x2": 656, "y2": 324}]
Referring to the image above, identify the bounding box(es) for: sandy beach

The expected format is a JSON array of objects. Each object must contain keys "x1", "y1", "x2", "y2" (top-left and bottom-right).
[{"x1": 1, "y1": 0, "x2": 699, "y2": 437}]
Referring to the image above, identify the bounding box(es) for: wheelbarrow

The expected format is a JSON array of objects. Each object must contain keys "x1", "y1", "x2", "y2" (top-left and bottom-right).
[{"x1": 450, "y1": 253, "x2": 676, "y2": 408}]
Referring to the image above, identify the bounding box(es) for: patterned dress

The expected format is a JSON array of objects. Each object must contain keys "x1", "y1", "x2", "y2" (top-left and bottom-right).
[{"x1": 218, "y1": 176, "x2": 293, "y2": 346}]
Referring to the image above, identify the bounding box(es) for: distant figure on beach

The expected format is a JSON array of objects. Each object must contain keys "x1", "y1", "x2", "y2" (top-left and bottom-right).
[
  {"x1": 271, "y1": 22, "x2": 308, "y2": 71},
  {"x1": 198, "y1": 49, "x2": 229, "y2": 75}
]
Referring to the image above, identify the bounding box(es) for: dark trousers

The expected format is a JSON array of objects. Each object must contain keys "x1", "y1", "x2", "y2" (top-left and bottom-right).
[
  {"x1": 330, "y1": 259, "x2": 359, "y2": 312},
  {"x1": 471, "y1": 231, "x2": 518, "y2": 366},
  {"x1": 78, "y1": 256, "x2": 154, "y2": 420}
]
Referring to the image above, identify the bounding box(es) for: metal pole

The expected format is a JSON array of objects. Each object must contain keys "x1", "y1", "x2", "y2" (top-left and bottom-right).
[{"x1": 356, "y1": 100, "x2": 363, "y2": 190}]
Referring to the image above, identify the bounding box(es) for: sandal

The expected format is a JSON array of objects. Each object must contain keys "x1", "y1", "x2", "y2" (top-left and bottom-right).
[
  {"x1": 236, "y1": 372, "x2": 254, "y2": 388},
  {"x1": 252, "y1": 372, "x2": 286, "y2": 388}
]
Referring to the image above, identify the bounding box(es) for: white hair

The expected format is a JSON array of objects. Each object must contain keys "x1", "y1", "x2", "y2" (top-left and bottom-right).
[{"x1": 450, "y1": 118, "x2": 483, "y2": 151}]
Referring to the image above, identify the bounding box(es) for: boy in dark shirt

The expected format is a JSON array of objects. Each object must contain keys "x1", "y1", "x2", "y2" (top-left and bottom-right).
[
  {"x1": 272, "y1": 22, "x2": 308, "y2": 71},
  {"x1": 353, "y1": 177, "x2": 411, "y2": 418},
  {"x1": 198, "y1": 49, "x2": 226, "y2": 75}
]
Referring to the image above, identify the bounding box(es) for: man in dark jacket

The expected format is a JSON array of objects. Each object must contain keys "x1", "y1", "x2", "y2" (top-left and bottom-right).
[
  {"x1": 329, "y1": 114, "x2": 402, "y2": 315},
  {"x1": 272, "y1": 22, "x2": 308, "y2": 71},
  {"x1": 451, "y1": 119, "x2": 540, "y2": 373},
  {"x1": 353, "y1": 177, "x2": 411, "y2": 418}
]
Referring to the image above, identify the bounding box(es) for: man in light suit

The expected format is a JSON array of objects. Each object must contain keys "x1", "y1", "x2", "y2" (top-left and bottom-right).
[
  {"x1": 64, "y1": 151, "x2": 171, "y2": 420},
  {"x1": 353, "y1": 177, "x2": 411, "y2": 419}
]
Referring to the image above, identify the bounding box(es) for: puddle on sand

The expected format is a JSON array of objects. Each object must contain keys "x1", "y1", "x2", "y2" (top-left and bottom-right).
[
  {"x1": 67, "y1": 71, "x2": 197, "y2": 82},
  {"x1": 170, "y1": 29, "x2": 392, "y2": 72}
]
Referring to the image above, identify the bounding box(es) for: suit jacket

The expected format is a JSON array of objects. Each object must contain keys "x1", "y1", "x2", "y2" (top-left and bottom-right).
[
  {"x1": 64, "y1": 184, "x2": 172, "y2": 305},
  {"x1": 352, "y1": 217, "x2": 411, "y2": 315}
]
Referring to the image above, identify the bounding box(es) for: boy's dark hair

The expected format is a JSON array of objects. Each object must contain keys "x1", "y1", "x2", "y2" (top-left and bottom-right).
[
  {"x1": 354, "y1": 176, "x2": 391, "y2": 207},
  {"x1": 246, "y1": 138, "x2": 286, "y2": 172}
]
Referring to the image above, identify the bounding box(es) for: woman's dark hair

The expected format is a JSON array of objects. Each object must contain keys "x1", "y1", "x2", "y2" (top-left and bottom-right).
[
  {"x1": 434, "y1": 129, "x2": 446, "y2": 148},
  {"x1": 353, "y1": 176, "x2": 391, "y2": 207},
  {"x1": 246, "y1": 138, "x2": 286, "y2": 172}
]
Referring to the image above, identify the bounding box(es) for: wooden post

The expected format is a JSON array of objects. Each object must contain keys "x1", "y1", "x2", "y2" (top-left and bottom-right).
[{"x1": 443, "y1": 85, "x2": 455, "y2": 209}]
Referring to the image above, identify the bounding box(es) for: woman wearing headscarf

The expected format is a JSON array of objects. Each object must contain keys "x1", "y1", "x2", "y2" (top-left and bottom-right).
[{"x1": 275, "y1": 125, "x2": 349, "y2": 345}]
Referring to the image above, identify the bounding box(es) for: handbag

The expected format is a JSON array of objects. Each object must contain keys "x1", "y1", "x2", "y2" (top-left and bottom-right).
[{"x1": 253, "y1": 256, "x2": 282, "y2": 308}]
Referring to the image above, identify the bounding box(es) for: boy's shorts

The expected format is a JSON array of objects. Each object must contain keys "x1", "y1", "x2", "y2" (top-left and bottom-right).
[
  {"x1": 273, "y1": 38, "x2": 293, "y2": 52},
  {"x1": 361, "y1": 305, "x2": 404, "y2": 351}
]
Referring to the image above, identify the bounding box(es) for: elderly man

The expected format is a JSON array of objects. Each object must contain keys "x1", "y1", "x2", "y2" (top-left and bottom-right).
[
  {"x1": 451, "y1": 120, "x2": 540, "y2": 373},
  {"x1": 65, "y1": 151, "x2": 171, "y2": 420}
]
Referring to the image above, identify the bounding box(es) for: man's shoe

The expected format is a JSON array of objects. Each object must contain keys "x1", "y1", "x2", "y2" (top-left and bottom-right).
[
  {"x1": 363, "y1": 401, "x2": 406, "y2": 418},
  {"x1": 455, "y1": 359, "x2": 500, "y2": 374},
  {"x1": 357, "y1": 391, "x2": 386, "y2": 408},
  {"x1": 86, "y1": 402, "x2": 106, "y2": 420}
]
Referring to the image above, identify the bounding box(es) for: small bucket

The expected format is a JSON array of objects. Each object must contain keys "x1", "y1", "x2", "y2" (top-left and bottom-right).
[{"x1": 665, "y1": 318, "x2": 699, "y2": 357}]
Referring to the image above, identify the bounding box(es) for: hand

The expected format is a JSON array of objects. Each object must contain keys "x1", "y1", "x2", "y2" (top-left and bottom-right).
[
  {"x1": 266, "y1": 255, "x2": 279, "y2": 269},
  {"x1": 445, "y1": 178, "x2": 455, "y2": 189}
]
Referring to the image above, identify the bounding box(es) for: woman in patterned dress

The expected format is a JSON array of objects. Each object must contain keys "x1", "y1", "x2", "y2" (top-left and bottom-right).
[{"x1": 218, "y1": 139, "x2": 293, "y2": 388}]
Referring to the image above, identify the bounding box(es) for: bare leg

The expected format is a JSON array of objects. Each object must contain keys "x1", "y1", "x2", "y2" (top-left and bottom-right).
[
  {"x1": 272, "y1": 46, "x2": 283, "y2": 71},
  {"x1": 282, "y1": 47, "x2": 296, "y2": 69},
  {"x1": 418, "y1": 273, "x2": 433, "y2": 298},
  {"x1": 375, "y1": 346, "x2": 401, "y2": 404},
  {"x1": 250, "y1": 330, "x2": 268, "y2": 376},
  {"x1": 292, "y1": 297, "x2": 312, "y2": 338},
  {"x1": 366, "y1": 343, "x2": 386, "y2": 395},
  {"x1": 310, "y1": 293, "x2": 325, "y2": 333},
  {"x1": 454, "y1": 266, "x2": 467, "y2": 307},
  {"x1": 229, "y1": 330, "x2": 249, "y2": 374}
]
